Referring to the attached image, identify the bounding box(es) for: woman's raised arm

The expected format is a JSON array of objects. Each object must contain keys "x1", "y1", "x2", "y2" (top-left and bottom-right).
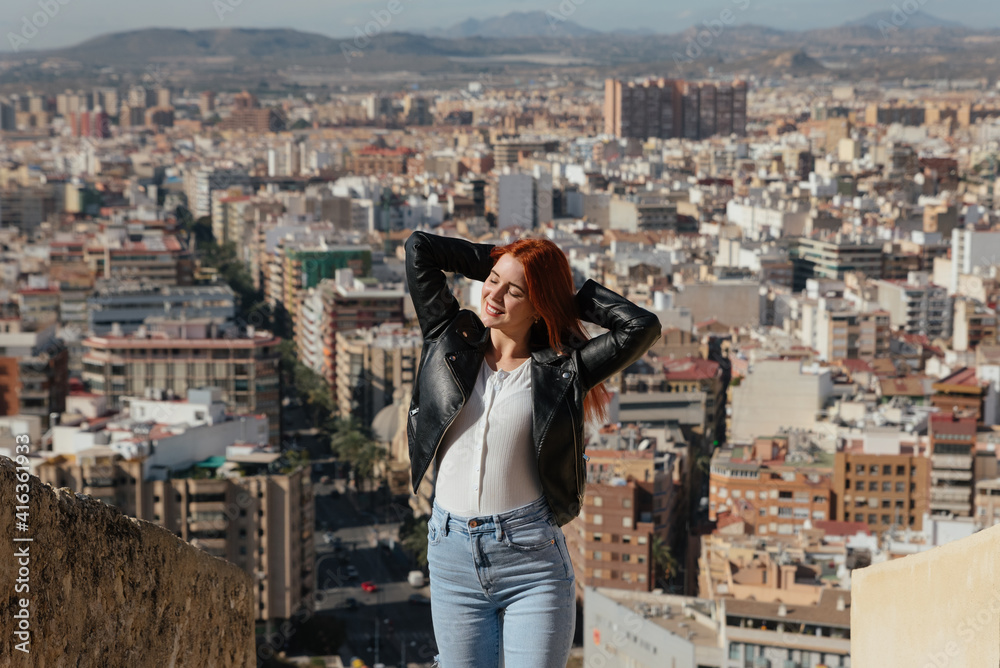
[
  {"x1": 572, "y1": 279, "x2": 661, "y2": 391},
  {"x1": 404, "y1": 231, "x2": 495, "y2": 339}
]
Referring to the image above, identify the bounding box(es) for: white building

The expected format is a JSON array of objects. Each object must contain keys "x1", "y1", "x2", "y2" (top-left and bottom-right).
[{"x1": 950, "y1": 228, "x2": 1000, "y2": 294}]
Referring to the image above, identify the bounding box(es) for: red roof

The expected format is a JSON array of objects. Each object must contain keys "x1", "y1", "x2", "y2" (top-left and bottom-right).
[
  {"x1": 663, "y1": 357, "x2": 720, "y2": 381},
  {"x1": 935, "y1": 367, "x2": 983, "y2": 388}
]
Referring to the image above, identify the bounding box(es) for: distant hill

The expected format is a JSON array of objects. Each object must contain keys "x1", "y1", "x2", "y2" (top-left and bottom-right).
[
  {"x1": 427, "y1": 11, "x2": 600, "y2": 38},
  {"x1": 842, "y1": 10, "x2": 965, "y2": 30}
]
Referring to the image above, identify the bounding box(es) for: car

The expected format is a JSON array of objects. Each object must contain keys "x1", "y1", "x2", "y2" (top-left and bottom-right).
[
  {"x1": 361, "y1": 581, "x2": 378, "y2": 593},
  {"x1": 408, "y1": 593, "x2": 430, "y2": 605},
  {"x1": 323, "y1": 532, "x2": 336, "y2": 545},
  {"x1": 343, "y1": 597, "x2": 359, "y2": 610},
  {"x1": 346, "y1": 565, "x2": 359, "y2": 579},
  {"x1": 407, "y1": 571, "x2": 426, "y2": 588}
]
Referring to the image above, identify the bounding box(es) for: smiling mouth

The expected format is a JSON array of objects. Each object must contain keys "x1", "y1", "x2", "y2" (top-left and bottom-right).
[{"x1": 485, "y1": 303, "x2": 504, "y2": 316}]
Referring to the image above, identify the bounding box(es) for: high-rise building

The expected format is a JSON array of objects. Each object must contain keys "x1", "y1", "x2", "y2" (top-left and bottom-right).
[
  {"x1": 604, "y1": 77, "x2": 747, "y2": 140},
  {"x1": 928, "y1": 413, "x2": 976, "y2": 517},
  {"x1": 334, "y1": 324, "x2": 420, "y2": 424},
  {"x1": 295, "y1": 271, "x2": 405, "y2": 392}
]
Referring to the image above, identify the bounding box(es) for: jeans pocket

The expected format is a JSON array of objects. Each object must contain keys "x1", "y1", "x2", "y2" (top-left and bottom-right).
[
  {"x1": 427, "y1": 516, "x2": 444, "y2": 546},
  {"x1": 502, "y1": 519, "x2": 558, "y2": 552}
]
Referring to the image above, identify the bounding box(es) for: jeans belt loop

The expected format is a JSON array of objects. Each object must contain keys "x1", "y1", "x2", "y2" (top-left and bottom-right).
[
  {"x1": 493, "y1": 513, "x2": 503, "y2": 540},
  {"x1": 442, "y1": 511, "x2": 451, "y2": 537}
]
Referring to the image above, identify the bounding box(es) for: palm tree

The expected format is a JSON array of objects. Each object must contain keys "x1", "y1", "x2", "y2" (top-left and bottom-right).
[
  {"x1": 400, "y1": 515, "x2": 430, "y2": 569},
  {"x1": 651, "y1": 535, "x2": 679, "y2": 591}
]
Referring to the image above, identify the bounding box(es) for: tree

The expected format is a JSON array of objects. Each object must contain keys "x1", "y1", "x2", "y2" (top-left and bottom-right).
[
  {"x1": 400, "y1": 514, "x2": 429, "y2": 569},
  {"x1": 329, "y1": 421, "x2": 384, "y2": 493},
  {"x1": 651, "y1": 535, "x2": 679, "y2": 591}
]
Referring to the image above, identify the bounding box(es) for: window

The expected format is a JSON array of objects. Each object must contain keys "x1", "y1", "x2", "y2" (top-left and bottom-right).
[
  {"x1": 896, "y1": 482, "x2": 905, "y2": 492},
  {"x1": 622, "y1": 498, "x2": 632, "y2": 509},
  {"x1": 760, "y1": 508, "x2": 767, "y2": 516},
  {"x1": 855, "y1": 464, "x2": 865, "y2": 474},
  {"x1": 882, "y1": 482, "x2": 891, "y2": 492},
  {"x1": 593, "y1": 533, "x2": 602, "y2": 542},
  {"x1": 883, "y1": 465, "x2": 892, "y2": 475},
  {"x1": 593, "y1": 497, "x2": 603, "y2": 507},
  {"x1": 869, "y1": 482, "x2": 878, "y2": 491},
  {"x1": 592, "y1": 514, "x2": 603, "y2": 525},
  {"x1": 855, "y1": 481, "x2": 864, "y2": 491},
  {"x1": 867, "y1": 514, "x2": 876, "y2": 524},
  {"x1": 593, "y1": 569, "x2": 603, "y2": 578},
  {"x1": 855, "y1": 513, "x2": 863, "y2": 522},
  {"x1": 896, "y1": 465, "x2": 905, "y2": 476},
  {"x1": 881, "y1": 514, "x2": 891, "y2": 524},
  {"x1": 881, "y1": 499, "x2": 891, "y2": 509},
  {"x1": 637, "y1": 536, "x2": 647, "y2": 545},
  {"x1": 746, "y1": 491, "x2": 755, "y2": 499},
  {"x1": 593, "y1": 551, "x2": 603, "y2": 561},
  {"x1": 813, "y1": 495, "x2": 825, "y2": 503},
  {"x1": 622, "y1": 517, "x2": 632, "y2": 528},
  {"x1": 622, "y1": 535, "x2": 631, "y2": 544},
  {"x1": 870, "y1": 465, "x2": 879, "y2": 475},
  {"x1": 622, "y1": 554, "x2": 631, "y2": 562}
]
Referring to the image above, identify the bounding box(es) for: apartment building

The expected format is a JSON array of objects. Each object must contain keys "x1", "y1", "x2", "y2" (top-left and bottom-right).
[
  {"x1": 603, "y1": 78, "x2": 747, "y2": 140},
  {"x1": 952, "y1": 298, "x2": 998, "y2": 352},
  {"x1": 789, "y1": 237, "x2": 884, "y2": 292},
  {"x1": 333, "y1": 324, "x2": 420, "y2": 424},
  {"x1": 0, "y1": 304, "x2": 69, "y2": 429},
  {"x1": 566, "y1": 447, "x2": 676, "y2": 595},
  {"x1": 872, "y1": 272, "x2": 950, "y2": 339},
  {"x1": 295, "y1": 271, "x2": 405, "y2": 392},
  {"x1": 832, "y1": 434, "x2": 930, "y2": 534},
  {"x1": 81, "y1": 318, "x2": 281, "y2": 443},
  {"x1": 87, "y1": 284, "x2": 236, "y2": 336},
  {"x1": 709, "y1": 438, "x2": 832, "y2": 536},
  {"x1": 928, "y1": 413, "x2": 977, "y2": 517},
  {"x1": 263, "y1": 241, "x2": 371, "y2": 331}
]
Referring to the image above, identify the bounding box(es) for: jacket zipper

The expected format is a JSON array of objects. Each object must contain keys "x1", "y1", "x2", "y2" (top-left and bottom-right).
[{"x1": 566, "y1": 393, "x2": 582, "y2": 497}]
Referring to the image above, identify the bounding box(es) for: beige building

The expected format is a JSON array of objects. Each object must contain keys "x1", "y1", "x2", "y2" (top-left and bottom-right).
[
  {"x1": 81, "y1": 318, "x2": 281, "y2": 443},
  {"x1": 334, "y1": 324, "x2": 420, "y2": 424}
]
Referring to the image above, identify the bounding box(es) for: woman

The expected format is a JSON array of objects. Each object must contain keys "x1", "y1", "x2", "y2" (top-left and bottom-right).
[{"x1": 404, "y1": 230, "x2": 660, "y2": 668}]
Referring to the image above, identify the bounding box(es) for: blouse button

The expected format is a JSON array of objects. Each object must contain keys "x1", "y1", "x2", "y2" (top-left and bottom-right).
[
  {"x1": 448, "y1": 354, "x2": 456, "y2": 361},
  {"x1": 562, "y1": 371, "x2": 571, "y2": 379}
]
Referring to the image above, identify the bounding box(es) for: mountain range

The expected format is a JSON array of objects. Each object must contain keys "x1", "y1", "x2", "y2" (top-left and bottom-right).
[{"x1": 0, "y1": 10, "x2": 995, "y2": 91}]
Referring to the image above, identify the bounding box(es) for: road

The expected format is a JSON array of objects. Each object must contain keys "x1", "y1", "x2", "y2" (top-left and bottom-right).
[{"x1": 313, "y1": 480, "x2": 438, "y2": 667}]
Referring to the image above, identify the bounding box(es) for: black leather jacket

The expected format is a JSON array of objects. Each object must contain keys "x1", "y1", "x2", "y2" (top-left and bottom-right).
[{"x1": 404, "y1": 231, "x2": 661, "y2": 526}]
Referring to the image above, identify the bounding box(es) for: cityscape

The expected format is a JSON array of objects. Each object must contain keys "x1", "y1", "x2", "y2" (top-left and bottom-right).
[{"x1": 1, "y1": 1, "x2": 1000, "y2": 667}]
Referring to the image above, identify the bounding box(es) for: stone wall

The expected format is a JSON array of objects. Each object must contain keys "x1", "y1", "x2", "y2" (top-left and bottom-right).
[
  {"x1": 852, "y1": 522, "x2": 1000, "y2": 667},
  {"x1": 0, "y1": 456, "x2": 254, "y2": 667}
]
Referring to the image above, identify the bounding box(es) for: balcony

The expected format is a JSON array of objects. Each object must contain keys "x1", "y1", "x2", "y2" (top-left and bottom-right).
[{"x1": 852, "y1": 523, "x2": 1000, "y2": 666}]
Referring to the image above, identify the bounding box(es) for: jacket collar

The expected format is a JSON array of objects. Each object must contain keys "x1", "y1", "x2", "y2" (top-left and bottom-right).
[{"x1": 454, "y1": 309, "x2": 566, "y2": 365}]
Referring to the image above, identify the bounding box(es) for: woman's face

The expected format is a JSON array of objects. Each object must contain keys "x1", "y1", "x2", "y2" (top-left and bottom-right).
[{"x1": 481, "y1": 254, "x2": 539, "y2": 338}]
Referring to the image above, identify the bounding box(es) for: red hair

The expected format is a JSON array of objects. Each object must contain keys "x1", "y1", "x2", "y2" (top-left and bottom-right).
[{"x1": 490, "y1": 238, "x2": 610, "y2": 424}]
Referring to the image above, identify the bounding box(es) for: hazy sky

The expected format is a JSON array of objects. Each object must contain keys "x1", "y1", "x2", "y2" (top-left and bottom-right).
[{"x1": 1, "y1": 0, "x2": 994, "y2": 52}]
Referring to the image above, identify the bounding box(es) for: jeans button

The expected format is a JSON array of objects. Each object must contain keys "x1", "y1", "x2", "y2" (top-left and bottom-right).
[{"x1": 469, "y1": 520, "x2": 478, "y2": 528}]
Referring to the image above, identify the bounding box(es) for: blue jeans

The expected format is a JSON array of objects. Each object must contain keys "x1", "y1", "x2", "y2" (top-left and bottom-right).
[{"x1": 427, "y1": 496, "x2": 576, "y2": 668}]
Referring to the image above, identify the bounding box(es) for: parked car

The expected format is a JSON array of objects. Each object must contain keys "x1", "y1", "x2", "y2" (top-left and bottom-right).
[
  {"x1": 346, "y1": 565, "x2": 359, "y2": 580},
  {"x1": 343, "y1": 597, "x2": 359, "y2": 610},
  {"x1": 361, "y1": 581, "x2": 378, "y2": 593},
  {"x1": 407, "y1": 570, "x2": 426, "y2": 588},
  {"x1": 408, "y1": 594, "x2": 430, "y2": 605}
]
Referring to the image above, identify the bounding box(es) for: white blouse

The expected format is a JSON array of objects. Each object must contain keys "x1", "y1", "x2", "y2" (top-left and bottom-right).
[{"x1": 433, "y1": 358, "x2": 544, "y2": 516}]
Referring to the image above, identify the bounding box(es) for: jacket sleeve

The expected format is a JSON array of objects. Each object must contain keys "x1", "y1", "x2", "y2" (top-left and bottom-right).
[
  {"x1": 573, "y1": 279, "x2": 662, "y2": 391},
  {"x1": 404, "y1": 231, "x2": 495, "y2": 340}
]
